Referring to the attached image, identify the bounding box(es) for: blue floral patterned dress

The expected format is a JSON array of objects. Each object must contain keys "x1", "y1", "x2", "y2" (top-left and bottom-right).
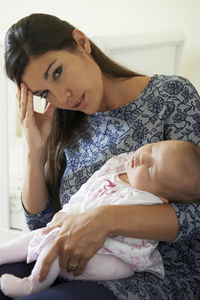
[{"x1": 24, "y1": 75, "x2": 200, "y2": 300}]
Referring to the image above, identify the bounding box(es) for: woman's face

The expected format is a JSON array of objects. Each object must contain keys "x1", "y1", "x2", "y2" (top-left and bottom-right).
[{"x1": 22, "y1": 45, "x2": 105, "y2": 114}]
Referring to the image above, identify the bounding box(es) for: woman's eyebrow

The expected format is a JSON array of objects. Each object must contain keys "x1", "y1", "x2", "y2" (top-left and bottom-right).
[
  {"x1": 32, "y1": 59, "x2": 57, "y2": 95},
  {"x1": 44, "y1": 59, "x2": 57, "y2": 80}
]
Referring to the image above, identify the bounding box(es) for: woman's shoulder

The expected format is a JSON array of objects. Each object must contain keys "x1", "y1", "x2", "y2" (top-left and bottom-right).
[
  {"x1": 130, "y1": 74, "x2": 200, "y2": 108},
  {"x1": 149, "y1": 74, "x2": 199, "y2": 94},
  {"x1": 150, "y1": 74, "x2": 192, "y2": 83}
]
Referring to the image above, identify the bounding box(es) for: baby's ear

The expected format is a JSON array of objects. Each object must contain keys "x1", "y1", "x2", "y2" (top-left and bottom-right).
[{"x1": 158, "y1": 196, "x2": 169, "y2": 203}]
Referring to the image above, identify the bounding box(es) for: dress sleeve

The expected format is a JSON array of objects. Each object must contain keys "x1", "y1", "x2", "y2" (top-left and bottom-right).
[
  {"x1": 162, "y1": 76, "x2": 200, "y2": 144},
  {"x1": 171, "y1": 202, "x2": 200, "y2": 242},
  {"x1": 22, "y1": 195, "x2": 54, "y2": 231},
  {"x1": 162, "y1": 76, "x2": 200, "y2": 241}
]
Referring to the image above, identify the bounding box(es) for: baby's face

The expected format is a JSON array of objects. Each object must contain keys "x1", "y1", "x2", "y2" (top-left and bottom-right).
[{"x1": 125, "y1": 141, "x2": 182, "y2": 197}]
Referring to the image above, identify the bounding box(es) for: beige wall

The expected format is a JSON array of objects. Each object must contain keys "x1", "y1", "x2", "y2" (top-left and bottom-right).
[{"x1": 1, "y1": 0, "x2": 200, "y2": 93}]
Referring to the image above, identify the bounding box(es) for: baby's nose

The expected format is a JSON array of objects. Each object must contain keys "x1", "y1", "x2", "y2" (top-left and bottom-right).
[{"x1": 140, "y1": 152, "x2": 151, "y2": 165}]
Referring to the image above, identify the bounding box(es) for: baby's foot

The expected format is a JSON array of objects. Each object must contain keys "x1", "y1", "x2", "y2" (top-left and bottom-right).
[{"x1": 1, "y1": 274, "x2": 31, "y2": 298}]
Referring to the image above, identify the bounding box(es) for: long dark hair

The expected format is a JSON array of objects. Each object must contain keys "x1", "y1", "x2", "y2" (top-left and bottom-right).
[{"x1": 5, "y1": 13, "x2": 141, "y2": 212}]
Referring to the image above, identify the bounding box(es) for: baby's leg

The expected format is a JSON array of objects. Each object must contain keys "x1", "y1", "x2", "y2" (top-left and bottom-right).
[
  {"x1": 0, "y1": 232, "x2": 31, "y2": 265},
  {"x1": 60, "y1": 253, "x2": 134, "y2": 281},
  {"x1": 1, "y1": 240, "x2": 60, "y2": 298}
]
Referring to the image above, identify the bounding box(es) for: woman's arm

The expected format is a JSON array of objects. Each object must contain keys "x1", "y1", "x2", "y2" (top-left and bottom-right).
[
  {"x1": 38, "y1": 203, "x2": 178, "y2": 282},
  {"x1": 108, "y1": 204, "x2": 178, "y2": 241},
  {"x1": 22, "y1": 148, "x2": 48, "y2": 214}
]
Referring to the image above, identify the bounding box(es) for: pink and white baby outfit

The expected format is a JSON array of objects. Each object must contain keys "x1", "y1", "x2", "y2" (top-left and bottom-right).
[{"x1": 28, "y1": 152, "x2": 165, "y2": 279}]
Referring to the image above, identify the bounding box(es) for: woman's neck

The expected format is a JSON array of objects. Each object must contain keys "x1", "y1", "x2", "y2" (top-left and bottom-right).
[{"x1": 98, "y1": 75, "x2": 151, "y2": 112}]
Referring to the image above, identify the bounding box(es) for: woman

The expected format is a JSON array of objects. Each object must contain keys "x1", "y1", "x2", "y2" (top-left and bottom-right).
[{"x1": 2, "y1": 13, "x2": 200, "y2": 300}]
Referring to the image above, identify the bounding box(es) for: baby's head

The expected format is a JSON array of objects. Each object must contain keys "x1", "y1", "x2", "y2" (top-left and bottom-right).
[{"x1": 125, "y1": 140, "x2": 200, "y2": 203}]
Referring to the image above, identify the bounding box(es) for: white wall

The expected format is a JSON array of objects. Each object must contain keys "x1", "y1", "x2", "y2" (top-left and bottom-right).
[{"x1": 0, "y1": 0, "x2": 200, "y2": 93}]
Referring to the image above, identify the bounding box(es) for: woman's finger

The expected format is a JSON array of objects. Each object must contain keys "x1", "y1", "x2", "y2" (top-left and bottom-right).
[
  {"x1": 17, "y1": 97, "x2": 22, "y2": 120},
  {"x1": 39, "y1": 242, "x2": 60, "y2": 282},
  {"x1": 42, "y1": 221, "x2": 63, "y2": 234},
  {"x1": 73, "y1": 257, "x2": 89, "y2": 276},
  {"x1": 16, "y1": 92, "x2": 20, "y2": 102},
  {"x1": 44, "y1": 102, "x2": 56, "y2": 120},
  {"x1": 26, "y1": 90, "x2": 34, "y2": 119},
  {"x1": 67, "y1": 258, "x2": 80, "y2": 272},
  {"x1": 14, "y1": 79, "x2": 21, "y2": 103},
  {"x1": 15, "y1": 83, "x2": 22, "y2": 118},
  {"x1": 20, "y1": 83, "x2": 28, "y2": 121},
  {"x1": 42, "y1": 212, "x2": 66, "y2": 234}
]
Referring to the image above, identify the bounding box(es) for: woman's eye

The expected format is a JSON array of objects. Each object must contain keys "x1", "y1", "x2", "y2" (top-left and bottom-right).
[
  {"x1": 40, "y1": 90, "x2": 49, "y2": 99},
  {"x1": 54, "y1": 66, "x2": 62, "y2": 79}
]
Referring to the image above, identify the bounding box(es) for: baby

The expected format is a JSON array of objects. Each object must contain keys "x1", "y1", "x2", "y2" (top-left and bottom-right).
[{"x1": 1, "y1": 140, "x2": 200, "y2": 298}]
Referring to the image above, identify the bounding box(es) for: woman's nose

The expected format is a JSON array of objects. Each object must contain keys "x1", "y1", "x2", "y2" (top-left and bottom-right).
[{"x1": 53, "y1": 85, "x2": 71, "y2": 105}]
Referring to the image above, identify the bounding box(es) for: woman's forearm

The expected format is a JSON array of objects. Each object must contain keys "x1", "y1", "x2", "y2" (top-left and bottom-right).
[
  {"x1": 22, "y1": 148, "x2": 49, "y2": 215},
  {"x1": 106, "y1": 204, "x2": 179, "y2": 241}
]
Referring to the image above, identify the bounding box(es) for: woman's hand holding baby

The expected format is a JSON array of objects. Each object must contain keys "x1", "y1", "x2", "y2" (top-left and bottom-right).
[{"x1": 39, "y1": 207, "x2": 111, "y2": 282}]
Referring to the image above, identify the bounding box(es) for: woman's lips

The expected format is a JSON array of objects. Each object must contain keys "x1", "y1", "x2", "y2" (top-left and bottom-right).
[{"x1": 72, "y1": 94, "x2": 84, "y2": 108}]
